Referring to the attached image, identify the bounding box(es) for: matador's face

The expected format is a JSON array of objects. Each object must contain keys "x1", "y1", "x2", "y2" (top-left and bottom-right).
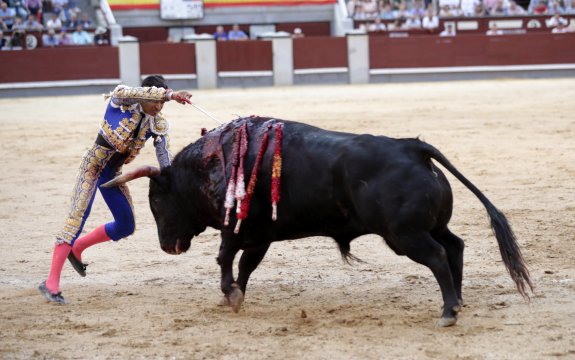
[{"x1": 141, "y1": 100, "x2": 165, "y2": 117}]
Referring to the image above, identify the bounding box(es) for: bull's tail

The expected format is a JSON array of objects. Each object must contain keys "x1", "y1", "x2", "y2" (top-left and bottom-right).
[{"x1": 418, "y1": 141, "x2": 534, "y2": 298}]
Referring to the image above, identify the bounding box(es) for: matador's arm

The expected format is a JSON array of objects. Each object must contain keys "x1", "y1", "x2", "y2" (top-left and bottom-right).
[
  {"x1": 153, "y1": 135, "x2": 171, "y2": 168},
  {"x1": 109, "y1": 85, "x2": 173, "y2": 106}
]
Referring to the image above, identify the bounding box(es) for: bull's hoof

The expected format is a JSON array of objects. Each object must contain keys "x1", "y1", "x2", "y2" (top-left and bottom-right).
[
  {"x1": 436, "y1": 316, "x2": 457, "y2": 327},
  {"x1": 436, "y1": 304, "x2": 461, "y2": 327},
  {"x1": 229, "y1": 284, "x2": 244, "y2": 313}
]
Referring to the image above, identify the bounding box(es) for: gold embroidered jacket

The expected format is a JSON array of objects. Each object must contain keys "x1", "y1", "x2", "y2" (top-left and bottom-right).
[{"x1": 99, "y1": 85, "x2": 171, "y2": 166}]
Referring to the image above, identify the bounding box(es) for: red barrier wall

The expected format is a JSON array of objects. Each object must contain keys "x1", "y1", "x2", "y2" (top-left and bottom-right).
[
  {"x1": 124, "y1": 27, "x2": 169, "y2": 42},
  {"x1": 0, "y1": 46, "x2": 119, "y2": 83},
  {"x1": 293, "y1": 36, "x2": 347, "y2": 69},
  {"x1": 1, "y1": 32, "x2": 574, "y2": 85},
  {"x1": 369, "y1": 33, "x2": 575, "y2": 69},
  {"x1": 276, "y1": 22, "x2": 331, "y2": 37},
  {"x1": 217, "y1": 40, "x2": 273, "y2": 71},
  {"x1": 140, "y1": 42, "x2": 197, "y2": 74}
]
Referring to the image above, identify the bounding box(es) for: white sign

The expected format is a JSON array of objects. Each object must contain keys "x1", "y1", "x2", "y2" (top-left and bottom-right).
[{"x1": 161, "y1": 0, "x2": 204, "y2": 20}]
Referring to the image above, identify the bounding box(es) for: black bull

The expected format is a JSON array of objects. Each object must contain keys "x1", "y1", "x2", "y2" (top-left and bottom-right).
[{"x1": 104, "y1": 117, "x2": 533, "y2": 326}]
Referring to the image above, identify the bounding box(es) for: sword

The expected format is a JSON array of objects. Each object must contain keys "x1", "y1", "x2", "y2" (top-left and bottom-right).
[
  {"x1": 190, "y1": 103, "x2": 223, "y2": 125},
  {"x1": 176, "y1": 95, "x2": 223, "y2": 125}
]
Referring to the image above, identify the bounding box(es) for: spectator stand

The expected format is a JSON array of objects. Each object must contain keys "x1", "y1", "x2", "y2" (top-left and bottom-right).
[
  {"x1": 355, "y1": 14, "x2": 575, "y2": 36},
  {"x1": 0, "y1": 0, "x2": 109, "y2": 49}
]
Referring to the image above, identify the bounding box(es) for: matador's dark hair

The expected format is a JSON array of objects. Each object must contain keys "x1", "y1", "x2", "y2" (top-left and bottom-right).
[{"x1": 141, "y1": 75, "x2": 168, "y2": 89}]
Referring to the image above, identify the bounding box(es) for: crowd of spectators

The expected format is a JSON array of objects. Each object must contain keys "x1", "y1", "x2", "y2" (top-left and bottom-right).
[
  {"x1": 0, "y1": 0, "x2": 105, "y2": 50},
  {"x1": 213, "y1": 24, "x2": 249, "y2": 41},
  {"x1": 349, "y1": 0, "x2": 575, "y2": 33}
]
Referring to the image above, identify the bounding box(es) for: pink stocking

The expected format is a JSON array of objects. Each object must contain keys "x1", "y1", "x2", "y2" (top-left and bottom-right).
[
  {"x1": 71, "y1": 224, "x2": 110, "y2": 262},
  {"x1": 45, "y1": 243, "x2": 71, "y2": 293}
]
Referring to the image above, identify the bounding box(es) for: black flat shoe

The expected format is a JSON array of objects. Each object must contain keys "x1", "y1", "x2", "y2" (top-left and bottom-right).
[
  {"x1": 38, "y1": 281, "x2": 66, "y2": 305},
  {"x1": 67, "y1": 252, "x2": 87, "y2": 277}
]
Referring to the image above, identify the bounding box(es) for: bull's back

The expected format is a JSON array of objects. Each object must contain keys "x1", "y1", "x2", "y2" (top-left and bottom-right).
[{"x1": 278, "y1": 128, "x2": 452, "y2": 236}]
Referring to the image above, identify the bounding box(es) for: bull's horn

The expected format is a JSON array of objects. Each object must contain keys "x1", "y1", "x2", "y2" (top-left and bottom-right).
[{"x1": 100, "y1": 165, "x2": 161, "y2": 188}]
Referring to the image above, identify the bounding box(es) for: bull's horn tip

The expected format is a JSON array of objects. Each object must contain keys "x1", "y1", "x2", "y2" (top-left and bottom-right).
[{"x1": 100, "y1": 180, "x2": 116, "y2": 188}]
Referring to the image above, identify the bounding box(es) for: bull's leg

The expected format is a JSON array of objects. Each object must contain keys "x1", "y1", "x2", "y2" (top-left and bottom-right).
[
  {"x1": 216, "y1": 238, "x2": 243, "y2": 312},
  {"x1": 392, "y1": 231, "x2": 461, "y2": 327},
  {"x1": 236, "y1": 243, "x2": 271, "y2": 293},
  {"x1": 432, "y1": 229, "x2": 465, "y2": 304}
]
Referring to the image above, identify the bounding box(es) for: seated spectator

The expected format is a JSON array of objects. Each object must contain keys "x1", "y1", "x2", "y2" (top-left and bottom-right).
[
  {"x1": 7, "y1": 0, "x2": 27, "y2": 19},
  {"x1": 460, "y1": 0, "x2": 478, "y2": 16},
  {"x1": 507, "y1": 0, "x2": 527, "y2": 15},
  {"x1": 66, "y1": 0, "x2": 79, "y2": 15},
  {"x1": 213, "y1": 25, "x2": 227, "y2": 41},
  {"x1": 57, "y1": 3, "x2": 73, "y2": 26},
  {"x1": 0, "y1": 29, "x2": 7, "y2": 48},
  {"x1": 405, "y1": 14, "x2": 422, "y2": 29},
  {"x1": 65, "y1": 12, "x2": 79, "y2": 29},
  {"x1": 23, "y1": 13, "x2": 41, "y2": 30},
  {"x1": 0, "y1": 2, "x2": 16, "y2": 29},
  {"x1": 439, "y1": 22, "x2": 457, "y2": 36},
  {"x1": 409, "y1": 0, "x2": 427, "y2": 18},
  {"x1": 393, "y1": 2, "x2": 409, "y2": 19},
  {"x1": 9, "y1": 27, "x2": 24, "y2": 48},
  {"x1": 52, "y1": 0, "x2": 68, "y2": 14},
  {"x1": 489, "y1": 0, "x2": 509, "y2": 15},
  {"x1": 547, "y1": 0, "x2": 565, "y2": 14},
  {"x1": 486, "y1": 22, "x2": 504, "y2": 35},
  {"x1": 530, "y1": 0, "x2": 548, "y2": 14},
  {"x1": 228, "y1": 24, "x2": 248, "y2": 41},
  {"x1": 566, "y1": 0, "x2": 575, "y2": 13},
  {"x1": 292, "y1": 27, "x2": 305, "y2": 38},
  {"x1": 353, "y1": 3, "x2": 367, "y2": 20},
  {"x1": 380, "y1": 2, "x2": 394, "y2": 19},
  {"x1": 24, "y1": 0, "x2": 42, "y2": 17},
  {"x1": 483, "y1": 0, "x2": 499, "y2": 13},
  {"x1": 45, "y1": 12, "x2": 61, "y2": 30},
  {"x1": 42, "y1": 27, "x2": 58, "y2": 46},
  {"x1": 421, "y1": 8, "x2": 439, "y2": 31},
  {"x1": 79, "y1": 12, "x2": 91, "y2": 29},
  {"x1": 362, "y1": 0, "x2": 379, "y2": 19},
  {"x1": 368, "y1": 16, "x2": 387, "y2": 32},
  {"x1": 474, "y1": 2, "x2": 487, "y2": 15},
  {"x1": 551, "y1": 22, "x2": 572, "y2": 32},
  {"x1": 93, "y1": 26, "x2": 108, "y2": 45},
  {"x1": 41, "y1": 0, "x2": 53, "y2": 19},
  {"x1": 58, "y1": 26, "x2": 71, "y2": 45},
  {"x1": 346, "y1": 0, "x2": 358, "y2": 17},
  {"x1": 439, "y1": 4, "x2": 455, "y2": 17},
  {"x1": 11, "y1": 15, "x2": 25, "y2": 31},
  {"x1": 440, "y1": 2, "x2": 463, "y2": 17},
  {"x1": 546, "y1": 13, "x2": 568, "y2": 27},
  {"x1": 390, "y1": 16, "x2": 408, "y2": 30},
  {"x1": 71, "y1": 23, "x2": 91, "y2": 45}
]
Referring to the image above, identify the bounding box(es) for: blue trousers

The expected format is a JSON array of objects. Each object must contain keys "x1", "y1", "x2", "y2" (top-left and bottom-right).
[{"x1": 56, "y1": 144, "x2": 135, "y2": 245}]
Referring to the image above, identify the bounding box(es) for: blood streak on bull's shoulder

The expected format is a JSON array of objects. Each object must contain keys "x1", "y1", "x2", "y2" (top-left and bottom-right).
[{"x1": 199, "y1": 117, "x2": 284, "y2": 233}]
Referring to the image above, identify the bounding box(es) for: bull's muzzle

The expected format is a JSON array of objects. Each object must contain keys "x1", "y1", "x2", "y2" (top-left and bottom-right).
[{"x1": 161, "y1": 238, "x2": 189, "y2": 255}]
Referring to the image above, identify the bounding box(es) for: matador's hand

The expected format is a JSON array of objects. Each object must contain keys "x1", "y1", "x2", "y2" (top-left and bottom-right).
[{"x1": 171, "y1": 90, "x2": 193, "y2": 104}]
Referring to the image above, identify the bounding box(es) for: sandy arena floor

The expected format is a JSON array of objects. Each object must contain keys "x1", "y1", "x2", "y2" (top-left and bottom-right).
[{"x1": 0, "y1": 79, "x2": 574, "y2": 359}]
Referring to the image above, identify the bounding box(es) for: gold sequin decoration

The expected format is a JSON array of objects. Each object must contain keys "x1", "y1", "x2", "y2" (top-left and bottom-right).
[
  {"x1": 56, "y1": 144, "x2": 115, "y2": 244},
  {"x1": 112, "y1": 85, "x2": 168, "y2": 102}
]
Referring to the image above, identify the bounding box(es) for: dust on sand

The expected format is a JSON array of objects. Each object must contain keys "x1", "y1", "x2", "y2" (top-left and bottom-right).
[{"x1": 0, "y1": 79, "x2": 574, "y2": 359}]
